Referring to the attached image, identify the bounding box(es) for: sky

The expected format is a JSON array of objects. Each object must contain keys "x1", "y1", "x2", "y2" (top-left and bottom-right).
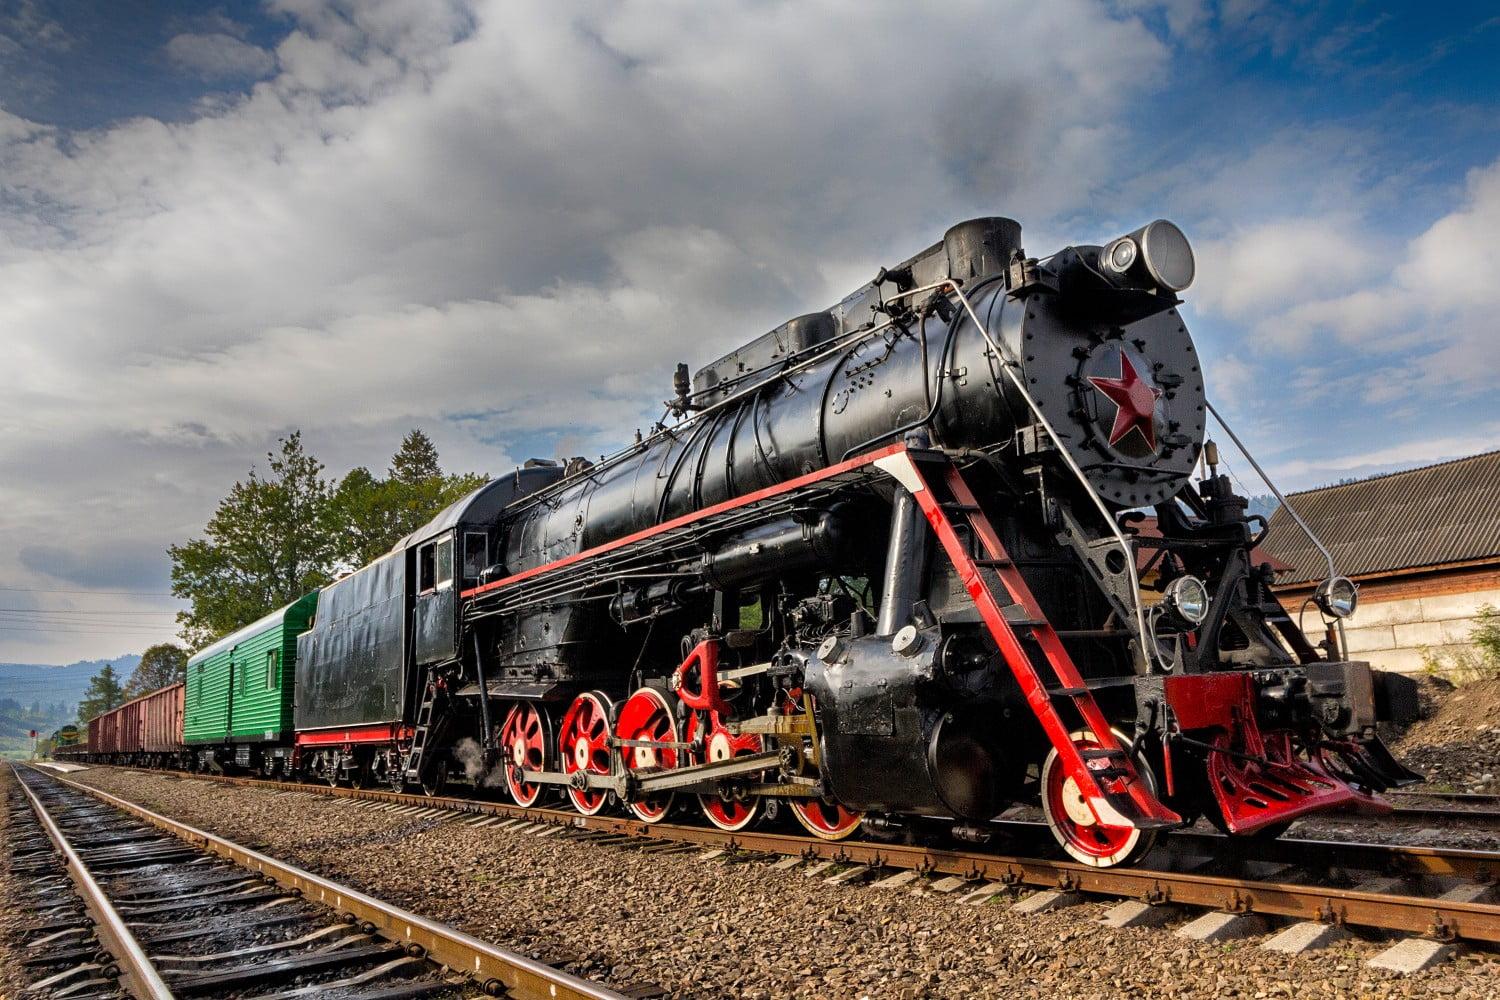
[{"x1": 0, "y1": 0, "x2": 1497, "y2": 663}]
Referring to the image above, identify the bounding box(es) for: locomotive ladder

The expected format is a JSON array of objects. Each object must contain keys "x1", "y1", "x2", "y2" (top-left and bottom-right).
[
  {"x1": 879, "y1": 448, "x2": 1182, "y2": 832},
  {"x1": 404, "y1": 682, "x2": 441, "y2": 784}
]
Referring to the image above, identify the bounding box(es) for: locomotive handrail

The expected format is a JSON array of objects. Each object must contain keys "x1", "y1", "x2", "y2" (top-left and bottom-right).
[
  {"x1": 943, "y1": 281, "x2": 1158, "y2": 674},
  {"x1": 1203, "y1": 400, "x2": 1337, "y2": 582},
  {"x1": 1203, "y1": 399, "x2": 1347, "y2": 657}
]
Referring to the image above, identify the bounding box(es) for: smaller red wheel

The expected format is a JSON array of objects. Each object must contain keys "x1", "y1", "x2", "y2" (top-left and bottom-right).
[
  {"x1": 685, "y1": 712, "x2": 764, "y2": 832},
  {"x1": 500, "y1": 703, "x2": 548, "y2": 807},
  {"x1": 1040, "y1": 728, "x2": 1158, "y2": 868},
  {"x1": 790, "y1": 798, "x2": 862, "y2": 840},
  {"x1": 559, "y1": 691, "x2": 614, "y2": 815},
  {"x1": 614, "y1": 687, "x2": 680, "y2": 823}
]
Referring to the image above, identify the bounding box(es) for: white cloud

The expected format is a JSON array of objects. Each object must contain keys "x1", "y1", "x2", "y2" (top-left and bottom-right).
[
  {"x1": 1192, "y1": 215, "x2": 1380, "y2": 327},
  {"x1": 1116, "y1": 0, "x2": 1212, "y2": 40},
  {"x1": 1202, "y1": 156, "x2": 1500, "y2": 392},
  {"x1": 165, "y1": 33, "x2": 277, "y2": 81},
  {"x1": 1272, "y1": 422, "x2": 1500, "y2": 488},
  {"x1": 0, "y1": 0, "x2": 1171, "y2": 661}
]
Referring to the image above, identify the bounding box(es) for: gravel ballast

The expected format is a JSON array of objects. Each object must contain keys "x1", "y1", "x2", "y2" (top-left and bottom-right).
[
  {"x1": 1, "y1": 764, "x2": 36, "y2": 998},
  {"x1": 55, "y1": 767, "x2": 1500, "y2": 999}
]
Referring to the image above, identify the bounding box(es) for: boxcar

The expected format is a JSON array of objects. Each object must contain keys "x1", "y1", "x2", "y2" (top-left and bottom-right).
[
  {"x1": 183, "y1": 592, "x2": 317, "y2": 775},
  {"x1": 77, "y1": 682, "x2": 184, "y2": 766},
  {"x1": 138, "y1": 682, "x2": 185, "y2": 759}
]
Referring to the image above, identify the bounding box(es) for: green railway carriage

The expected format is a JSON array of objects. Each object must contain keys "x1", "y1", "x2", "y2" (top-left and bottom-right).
[{"x1": 183, "y1": 591, "x2": 318, "y2": 774}]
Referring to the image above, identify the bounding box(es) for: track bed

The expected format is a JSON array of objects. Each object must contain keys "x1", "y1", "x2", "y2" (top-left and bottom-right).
[{"x1": 58, "y1": 764, "x2": 1500, "y2": 999}]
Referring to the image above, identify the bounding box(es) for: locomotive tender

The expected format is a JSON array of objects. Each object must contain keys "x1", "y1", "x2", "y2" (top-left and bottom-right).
[{"x1": 77, "y1": 215, "x2": 1420, "y2": 867}]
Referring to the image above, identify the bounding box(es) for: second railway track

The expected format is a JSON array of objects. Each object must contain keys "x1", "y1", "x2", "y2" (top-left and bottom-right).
[{"x1": 6, "y1": 764, "x2": 631, "y2": 1000}]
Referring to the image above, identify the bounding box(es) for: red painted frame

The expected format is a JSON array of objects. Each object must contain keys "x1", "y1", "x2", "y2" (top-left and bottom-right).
[
  {"x1": 462, "y1": 441, "x2": 909, "y2": 600},
  {"x1": 296, "y1": 723, "x2": 412, "y2": 747}
]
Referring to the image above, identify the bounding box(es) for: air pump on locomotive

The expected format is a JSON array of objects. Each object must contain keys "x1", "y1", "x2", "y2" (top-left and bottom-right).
[{"x1": 296, "y1": 215, "x2": 1418, "y2": 868}]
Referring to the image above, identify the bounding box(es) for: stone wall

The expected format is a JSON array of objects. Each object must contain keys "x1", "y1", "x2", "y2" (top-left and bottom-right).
[{"x1": 1278, "y1": 566, "x2": 1500, "y2": 675}]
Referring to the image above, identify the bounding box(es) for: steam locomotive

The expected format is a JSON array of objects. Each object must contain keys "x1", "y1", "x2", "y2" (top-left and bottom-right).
[{"x1": 78, "y1": 215, "x2": 1422, "y2": 868}]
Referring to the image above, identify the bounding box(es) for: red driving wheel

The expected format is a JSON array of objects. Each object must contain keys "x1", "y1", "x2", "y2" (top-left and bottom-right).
[
  {"x1": 558, "y1": 691, "x2": 614, "y2": 815},
  {"x1": 1040, "y1": 728, "x2": 1158, "y2": 868},
  {"x1": 614, "y1": 687, "x2": 680, "y2": 823},
  {"x1": 789, "y1": 798, "x2": 862, "y2": 840},
  {"x1": 685, "y1": 712, "x2": 764, "y2": 832},
  {"x1": 778, "y1": 690, "x2": 861, "y2": 840},
  {"x1": 500, "y1": 702, "x2": 548, "y2": 807}
]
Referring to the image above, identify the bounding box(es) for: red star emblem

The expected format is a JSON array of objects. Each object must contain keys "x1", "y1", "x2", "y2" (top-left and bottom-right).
[{"x1": 1088, "y1": 353, "x2": 1162, "y2": 450}]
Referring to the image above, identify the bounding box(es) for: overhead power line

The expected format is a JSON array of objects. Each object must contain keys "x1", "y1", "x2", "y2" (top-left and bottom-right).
[
  {"x1": 0, "y1": 611, "x2": 180, "y2": 617},
  {"x1": 0, "y1": 586, "x2": 178, "y2": 598},
  {"x1": 0, "y1": 624, "x2": 177, "y2": 636}
]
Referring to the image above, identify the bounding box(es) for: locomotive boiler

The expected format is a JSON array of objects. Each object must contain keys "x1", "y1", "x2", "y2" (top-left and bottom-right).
[{"x1": 298, "y1": 215, "x2": 1418, "y2": 866}]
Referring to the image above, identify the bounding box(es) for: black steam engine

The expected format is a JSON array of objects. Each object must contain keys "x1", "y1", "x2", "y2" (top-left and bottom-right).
[{"x1": 329, "y1": 215, "x2": 1417, "y2": 866}]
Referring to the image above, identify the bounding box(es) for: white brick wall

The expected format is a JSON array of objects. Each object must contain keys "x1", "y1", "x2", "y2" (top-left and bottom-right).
[{"x1": 1294, "y1": 586, "x2": 1500, "y2": 674}]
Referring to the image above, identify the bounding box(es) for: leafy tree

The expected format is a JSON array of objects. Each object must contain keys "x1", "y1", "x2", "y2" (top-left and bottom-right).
[
  {"x1": 329, "y1": 430, "x2": 488, "y2": 569},
  {"x1": 126, "y1": 643, "x2": 189, "y2": 697},
  {"x1": 169, "y1": 432, "x2": 338, "y2": 648},
  {"x1": 77, "y1": 664, "x2": 125, "y2": 722},
  {"x1": 330, "y1": 465, "x2": 392, "y2": 569}
]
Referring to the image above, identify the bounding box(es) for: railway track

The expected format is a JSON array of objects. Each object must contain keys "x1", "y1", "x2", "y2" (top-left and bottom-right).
[
  {"x1": 75, "y1": 764, "x2": 1500, "y2": 954},
  {"x1": 1387, "y1": 789, "x2": 1500, "y2": 823},
  {"x1": 7, "y1": 764, "x2": 630, "y2": 1000}
]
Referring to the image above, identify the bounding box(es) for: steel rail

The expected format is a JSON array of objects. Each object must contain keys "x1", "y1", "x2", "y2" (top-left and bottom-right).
[
  {"x1": 11, "y1": 764, "x2": 176, "y2": 999},
  {"x1": 85, "y1": 765, "x2": 1500, "y2": 944},
  {"x1": 27, "y1": 766, "x2": 627, "y2": 1000}
]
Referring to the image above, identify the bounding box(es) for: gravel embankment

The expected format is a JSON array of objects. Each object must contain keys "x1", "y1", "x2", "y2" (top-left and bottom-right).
[
  {"x1": 2, "y1": 764, "x2": 39, "y2": 997},
  {"x1": 57, "y1": 767, "x2": 1500, "y2": 999},
  {"x1": 1394, "y1": 678, "x2": 1500, "y2": 792}
]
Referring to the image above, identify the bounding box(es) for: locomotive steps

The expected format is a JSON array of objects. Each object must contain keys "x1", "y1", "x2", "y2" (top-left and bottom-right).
[{"x1": 56, "y1": 764, "x2": 1500, "y2": 993}]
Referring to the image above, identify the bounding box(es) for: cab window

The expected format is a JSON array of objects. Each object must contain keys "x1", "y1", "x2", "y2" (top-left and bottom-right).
[
  {"x1": 435, "y1": 536, "x2": 454, "y2": 590},
  {"x1": 463, "y1": 532, "x2": 488, "y2": 583},
  {"x1": 418, "y1": 541, "x2": 436, "y2": 592},
  {"x1": 419, "y1": 536, "x2": 455, "y2": 593}
]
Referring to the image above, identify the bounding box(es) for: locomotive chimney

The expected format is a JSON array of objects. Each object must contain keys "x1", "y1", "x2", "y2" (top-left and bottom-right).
[{"x1": 944, "y1": 217, "x2": 1023, "y2": 280}]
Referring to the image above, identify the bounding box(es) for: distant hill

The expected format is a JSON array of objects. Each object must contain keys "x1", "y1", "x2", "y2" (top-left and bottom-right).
[
  {"x1": 0, "y1": 655, "x2": 140, "y2": 708},
  {"x1": 0, "y1": 655, "x2": 140, "y2": 758},
  {"x1": 1245, "y1": 494, "x2": 1280, "y2": 519}
]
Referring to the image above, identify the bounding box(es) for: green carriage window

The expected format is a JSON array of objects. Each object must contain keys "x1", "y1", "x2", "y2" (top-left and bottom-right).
[{"x1": 266, "y1": 649, "x2": 279, "y2": 689}]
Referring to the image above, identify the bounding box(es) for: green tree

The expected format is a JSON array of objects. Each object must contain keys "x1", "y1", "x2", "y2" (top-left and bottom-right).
[
  {"x1": 330, "y1": 465, "x2": 392, "y2": 568},
  {"x1": 169, "y1": 432, "x2": 337, "y2": 648},
  {"x1": 77, "y1": 664, "x2": 125, "y2": 722},
  {"x1": 125, "y1": 643, "x2": 189, "y2": 697},
  {"x1": 329, "y1": 429, "x2": 488, "y2": 569},
  {"x1": 391, "y1": 428, "x2": 442, "y2": 484}
]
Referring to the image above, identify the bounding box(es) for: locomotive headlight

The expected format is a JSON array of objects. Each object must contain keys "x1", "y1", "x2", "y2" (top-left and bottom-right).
[
  {"x1": 1104, "y1": 237, "x2": 1138, "y2": 275},
  {"x1": 1101, "y1": 219, "x2": 1196, "y2": 293},
  {"x1": 1162, "y1": 575, "x2": 1210, "y2": 626},
  {"x1": 1138, "y1": 219, "x2": 1195, "y2": 292},
  {"x1": 1315, "y1": 576, "x2": 1359, "y2": 619}
]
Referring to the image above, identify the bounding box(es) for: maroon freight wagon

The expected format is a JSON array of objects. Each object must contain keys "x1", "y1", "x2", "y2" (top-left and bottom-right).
[{"x1": 85, "y1": 682, "x2": 185, "y2": 766}]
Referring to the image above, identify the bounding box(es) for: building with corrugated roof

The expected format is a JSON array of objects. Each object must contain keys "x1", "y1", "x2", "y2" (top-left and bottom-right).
[{"x1": 1261, "y1": 450, "x2": 1500, "y2": 674}]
